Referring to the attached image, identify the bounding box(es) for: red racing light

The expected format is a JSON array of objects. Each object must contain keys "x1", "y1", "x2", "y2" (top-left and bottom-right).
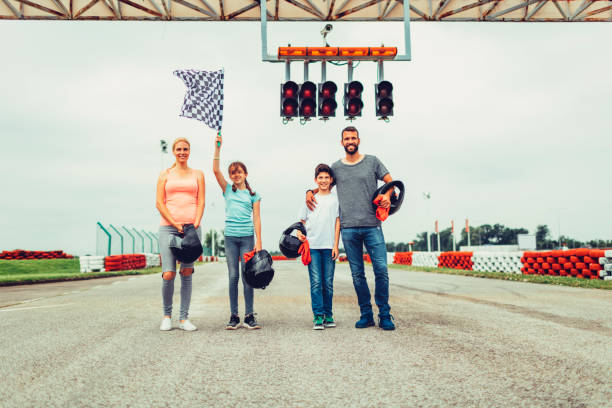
[
  {"x1": 338, "y1": 47, "x2": 369, "y2": 57},
  {"x1": 308, "y1": 47, "x2": 339, "y2": 56},
  {"x1": 278, "y1": 47, "x2": 308, "y2": 58},
  {"x1": 369, "y1": 47, "x2": 397, "y2": 57}
]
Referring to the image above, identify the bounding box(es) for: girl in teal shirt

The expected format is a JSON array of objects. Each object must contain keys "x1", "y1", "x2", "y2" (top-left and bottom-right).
[{"x1": 213, "y1": 134, "x2": 263, "y2": 330}]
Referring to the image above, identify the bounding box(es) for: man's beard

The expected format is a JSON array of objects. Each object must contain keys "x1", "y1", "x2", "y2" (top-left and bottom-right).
[{"x1": 344, "y1": 144, "x2": 358, "y2": 154}]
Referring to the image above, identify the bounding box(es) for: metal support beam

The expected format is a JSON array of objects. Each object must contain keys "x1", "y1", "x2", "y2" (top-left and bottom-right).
[
  {"x1": 304, "y1": 61, "x2": 309, "y2": 82},
  {"x1": 321, "y1": 61, "x2": 326, "y2": 82},
  {"x1": 261, "y1": 0, "x2": 411, "y2": 62},
  {"x1": 133, "y1": 228, "x2": 145, "y2": 254},
  {"x1": 109, "y1": 224, "x2": 124, "y2": 255},
  {"x1": 348, "y1": 60, "x2": 354, "y2": 82},
  {"x1": 122, "y1": 226, "x2": 136, "y2": 253},
  {"x1": 285, "y1": 60, "x2": 291, "y2": 81},
  {"x1": 378, "y1": 60, "x2": 384, "y2": 81}
]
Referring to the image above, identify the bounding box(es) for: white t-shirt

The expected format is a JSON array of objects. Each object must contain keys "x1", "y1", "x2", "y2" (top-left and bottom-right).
[{"x1": 297, "y1": 191, "x2": 340, "y2": 249}]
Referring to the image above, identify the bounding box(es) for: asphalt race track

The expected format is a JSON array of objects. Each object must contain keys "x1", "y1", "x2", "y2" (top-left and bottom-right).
[{"x1": 1, "y1": 261, "x2": 610, "y2": 407}]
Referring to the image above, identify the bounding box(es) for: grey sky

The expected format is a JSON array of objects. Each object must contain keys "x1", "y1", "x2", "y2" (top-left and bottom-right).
[{"x1": 1, "y1": 21, "x2": 611, "y2": 255}]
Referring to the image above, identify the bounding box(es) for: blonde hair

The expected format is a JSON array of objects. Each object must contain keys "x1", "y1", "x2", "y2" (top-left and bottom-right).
[{"x1": 169, "y1": 137, "x2": 191, "y2": 169}]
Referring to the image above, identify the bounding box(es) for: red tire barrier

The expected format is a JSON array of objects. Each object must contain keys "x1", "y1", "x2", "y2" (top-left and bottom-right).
[
  {"x1": 521, "y1": 248, "x2": 609, "y2": 279},
  {"x1": 438, "y1": 251, "x2": 473, "y2": 270},
  {"x1": 393, "y1": 252, "x2": 413, "y2": 265},
  {"x1": 271, "y1": 255, "x2": 289, "y2": 261},
  {"x1": 0, "y1": 249, "x2": 74, "y2": 260},
  {"x1": 104, "y1": 254, "x2": 146, "y2": 271}
]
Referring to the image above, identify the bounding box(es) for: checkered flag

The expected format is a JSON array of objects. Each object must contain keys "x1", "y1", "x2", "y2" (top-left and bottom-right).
[{"x1": 174, "y1": 69, "x2": 224, "y2": 131}]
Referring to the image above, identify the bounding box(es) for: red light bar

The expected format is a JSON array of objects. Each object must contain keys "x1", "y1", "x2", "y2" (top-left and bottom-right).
[
  {"x1": 338, "y1": 47, "x2": 370, "y2": 57},
  {"x1": 307, "y1": 47, "x2": 339, "y2": 56},
  {"x1": 370, "y1": 47, "x2": 397, "y2": 57},
  {"x1": 278, "y1": 47, "x2": 308, "y2": 57}
]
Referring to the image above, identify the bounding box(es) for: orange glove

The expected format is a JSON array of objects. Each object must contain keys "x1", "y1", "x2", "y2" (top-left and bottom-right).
[
  {"x1": 373, "y1": 194, "x2": 389, "y2": 221},
  {"x1": 243, "y1": 249, "x2": 256, "y2": 263},
  {"x1": 298, "y1": 240, "x2": 311, "y2": 265}
]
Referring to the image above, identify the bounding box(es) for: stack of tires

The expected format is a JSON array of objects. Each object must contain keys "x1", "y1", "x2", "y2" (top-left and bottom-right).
[
  {"x1": 438, "y1": 252, "x2": 473, "y2": 270},
  {"x1": 412, "y1": 252, "x2": 441, "y2": 267},
  {"x1": 145, "y1": 253, "x2": 161, "y2": 268},
  {"x1": 0, "y1": 250, "x2": 73, "y2": 260},
  {"x1": 393, "y1": 252, "x2": 413, "y2": 265},
  {"x1": 521, "y1": 249, "x2": 606, "y2": 279},
  {"x1": 599, "y1": 250, "x2": 612, "y2": 280},
  {"x1": 472, "y1": 252, "x2": 523, "y2": 274},
  {"x1": 104, "y1": 254, "x2": 147, "y2": 272},
  {"x1": 79, "y1": 255, "x2": 106, "y2": 272}
]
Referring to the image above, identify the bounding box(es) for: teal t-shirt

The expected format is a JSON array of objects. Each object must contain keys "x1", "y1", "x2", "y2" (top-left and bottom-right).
[{"x1": 224, "y1": 184, "x2": 261, "y2": 237}]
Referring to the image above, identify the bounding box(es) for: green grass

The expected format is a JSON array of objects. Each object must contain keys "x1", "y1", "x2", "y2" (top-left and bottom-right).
[
  {"x1": 389, "y1": 264, "x2": 612, "y2": 290},
  {"x1": 0, "y1": 258, "x2": 161, "y2": 286}
]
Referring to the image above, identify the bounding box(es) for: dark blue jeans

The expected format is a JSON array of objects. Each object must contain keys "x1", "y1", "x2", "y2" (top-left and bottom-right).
[
  {"x1": 308, "y1": 249, "x2": 335, "y2": 317},
  {"x1": 341, "y1": 226, "x2": 391, "y2": 318},
  {"x1": 224, "y1": 235, "x2": 255, "y2": 316}
]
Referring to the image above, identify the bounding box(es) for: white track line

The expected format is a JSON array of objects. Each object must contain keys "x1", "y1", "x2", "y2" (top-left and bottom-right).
[{"x1": 0, "y1": 303, "x2": 75, "y2": 313}]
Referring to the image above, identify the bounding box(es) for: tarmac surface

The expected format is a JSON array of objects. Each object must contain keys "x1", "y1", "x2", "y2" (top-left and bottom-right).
[{"x1": 0, "y1": 261, "x2": 610, "y2": 408}]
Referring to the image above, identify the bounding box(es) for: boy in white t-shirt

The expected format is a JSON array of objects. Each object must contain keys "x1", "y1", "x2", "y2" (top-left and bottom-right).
[{"x1": 297, "y1": 164, "x2": 341, "y2": 330}]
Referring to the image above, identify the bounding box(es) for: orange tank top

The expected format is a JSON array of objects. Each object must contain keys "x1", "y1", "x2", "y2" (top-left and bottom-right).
[{"x1": 160, "y1": 170, "x2": 199, "y2": 226}]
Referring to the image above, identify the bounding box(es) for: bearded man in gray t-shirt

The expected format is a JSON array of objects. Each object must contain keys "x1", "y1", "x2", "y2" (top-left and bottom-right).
[{"x1": 306, "y1": 126, "x2": 396, "y2": 331}]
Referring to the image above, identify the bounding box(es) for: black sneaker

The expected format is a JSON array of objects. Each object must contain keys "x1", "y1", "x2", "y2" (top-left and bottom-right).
[
  {"x1": 323, "y1": 316, "x2": 336, "y2": 328},
  {"x1": 243, "y1": 313, "x2": 261, "y2": 330},
  {"x1": 226, "y1": 314, "x2": 240, "y2": 330},
  {"x1": 313, "y1": 315, "x2": 325, "y2": 330}
]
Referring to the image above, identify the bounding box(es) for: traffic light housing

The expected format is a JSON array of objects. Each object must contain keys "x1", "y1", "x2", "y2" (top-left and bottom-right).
[
  {"x1": 344, "y1": 81, "x2": 363, "y2": 118},
  {"x1": 299, "y1": 81, "x2": 317, "y2": 118},
  {"x1": 318, "y1": 81, "x2": 337, "y2": 118},
  {"x1": 375, "y1": 81, "x2": 394, "y2": 117},
  {"x1": 280, "y1": 81, "x2": 298, "y2": 118}
]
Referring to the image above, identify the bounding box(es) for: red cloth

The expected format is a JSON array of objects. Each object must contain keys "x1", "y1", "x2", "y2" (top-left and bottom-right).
[
  {"x1": 373, "y1": 195, "x2": 389, "y2": 221},
  {"x1": 243, "y1": 249, "x2": 256, "y2": 263},
  {"x1": 298, "y1": 240, "x2": 311, "y2": 265}
]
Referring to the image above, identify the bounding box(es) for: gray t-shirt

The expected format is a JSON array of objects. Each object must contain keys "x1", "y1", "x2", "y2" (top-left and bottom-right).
[{"x1": 331, "y1": 155, "x2": 389, "y2": 229}]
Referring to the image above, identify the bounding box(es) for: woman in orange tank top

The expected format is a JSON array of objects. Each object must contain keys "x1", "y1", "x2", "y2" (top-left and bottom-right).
[{"x1": 156, "y1": 137, "x2": 205, "y2": 332}]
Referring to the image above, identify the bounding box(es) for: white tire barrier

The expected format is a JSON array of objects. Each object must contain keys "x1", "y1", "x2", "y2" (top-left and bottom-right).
[
  {"x1": 145, "y1": 253, "x2": 161, "y2": 268},
  {"x1": 411, "y1": 252, "x2": 441, "y2": 267},
  {"x1": 473, "y1": 251, "x2": 523, "y2": 274},
  {"x1": 79, "y1": 255, "x2": 106, "y2": 273}
]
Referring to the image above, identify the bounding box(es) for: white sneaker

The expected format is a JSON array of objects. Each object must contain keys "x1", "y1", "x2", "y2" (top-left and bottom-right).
[
  {"x1": 160, "y1": 318, "x2": 172, "y2": 331},
  {"x1": 179, "y1": 320, "x2": 197, "y2": 331}
]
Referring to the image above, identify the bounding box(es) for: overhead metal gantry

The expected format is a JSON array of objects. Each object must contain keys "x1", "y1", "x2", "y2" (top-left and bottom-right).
[{"x1": 1, "y1": 0, "x2": 610, "y2": 21}]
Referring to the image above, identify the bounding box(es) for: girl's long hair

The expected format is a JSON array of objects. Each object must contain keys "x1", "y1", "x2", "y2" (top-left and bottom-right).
[
  {"x1": 169, "y1": 137, "x2": 190, "y2": 170},
  {"x1": 228, "y1": 161, "x2": 255, "y2": 196}
]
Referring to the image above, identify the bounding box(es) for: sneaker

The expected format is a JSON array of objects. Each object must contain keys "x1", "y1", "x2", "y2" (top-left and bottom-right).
[
  {"x1": 313, "y1": 315, "x2": 325, "y2": 330},
  {"x1": 323, "y1": 316, "x2": 336, "y2": 328},
  {"x1": 355, "y1": 315, "x2": 375, "y2": 329},
  {"x1": 159, "y1": 317, "x2": 172, "y2": 331},
  {"x1": 378, "y1": 314, "x2": 396, "y2": 331},
  {"x1": 243, "y1": 313, "x2": 260, "y2": 330},
  {"x1": 179, "y1": 319, "x2": 197, "y2": 331},
  {"x1": 226, "y1": 314, "x2": 240, "y2": 330}
]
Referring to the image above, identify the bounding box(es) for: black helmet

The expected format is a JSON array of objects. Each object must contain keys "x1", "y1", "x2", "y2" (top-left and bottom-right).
[
  {"x1": 168, "y1": 224, "x2": 203, "y2": 263},
  {"x1": 370, "y1": 180, "x2": 405, "y2": 216},
  {"x1": 279, "y1": 222, "x2": 307, "y2": 259},
  {"x1": 244, "y1": 249, "x2": 275, "y2": 289}
]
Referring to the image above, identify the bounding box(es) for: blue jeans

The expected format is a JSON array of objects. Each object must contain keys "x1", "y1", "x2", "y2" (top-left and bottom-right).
[
  {"x1": 224, "y1": 235, "x2": 255, "y2": 316},
  {"x1": 308, "y1": 249, "x2": 336, "y2": 317},
  {"x1": 341, "y1": 226, "x2": 391, "y2": 317}
]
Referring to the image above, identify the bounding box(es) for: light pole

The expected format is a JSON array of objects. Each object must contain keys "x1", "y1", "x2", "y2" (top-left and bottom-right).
[
  {"x1": 211, "y1": 228, "x2": 216, "y2": 257},
  {"x1": 423, "y1": 192, "x2": 431, "y2": 252}
]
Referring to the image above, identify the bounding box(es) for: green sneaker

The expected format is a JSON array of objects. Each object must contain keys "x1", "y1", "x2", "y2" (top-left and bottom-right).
[
  {"x1": 323, "y1": 316, "x2": 336, "y2": 328},
  {"x1": 313, "y1": 315, "x2": 325, "y2": 330}
]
